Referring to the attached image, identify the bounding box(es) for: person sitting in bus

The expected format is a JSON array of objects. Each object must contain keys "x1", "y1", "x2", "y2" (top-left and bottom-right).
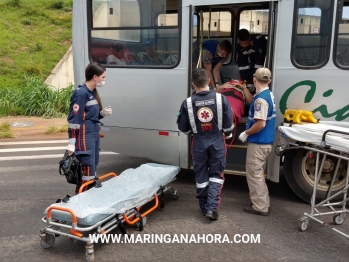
[
  {"x1": 139, "y1": 41, "x2": 164, "y2": 65},
  {"x1": 107, "y1": 43, "x2": 127, "y2": 65},
  {"x1": 236, "y1": 29, "x2": 267, "y2": 93},
  {"x1": 202, "y1": 39, "x2": 233, "y2": 90}
]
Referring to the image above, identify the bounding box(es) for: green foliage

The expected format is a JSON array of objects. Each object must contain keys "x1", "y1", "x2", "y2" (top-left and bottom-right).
[
  {"x1": 0, "y1": 122, "x2": 15, "y2": 139},
  {"x1": 0, "y1": 75, "x2": 73, "y2": 118},
  {"x1": 0, "y1": 0, "x2": 73, "y2": 90},
  {"x1": 45, "y1": 123, "x2": 68, "y2": 134}
]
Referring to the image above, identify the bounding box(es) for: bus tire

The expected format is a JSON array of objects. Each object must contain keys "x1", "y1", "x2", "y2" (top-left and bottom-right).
[{"x1": 283, "y1": 148, "x2": 346, "y2": 203}]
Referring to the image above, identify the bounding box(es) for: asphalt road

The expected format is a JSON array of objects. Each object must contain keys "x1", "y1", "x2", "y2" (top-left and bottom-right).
[{"x1": 0, "y1": 140, "x2": 348, "y2": 262}]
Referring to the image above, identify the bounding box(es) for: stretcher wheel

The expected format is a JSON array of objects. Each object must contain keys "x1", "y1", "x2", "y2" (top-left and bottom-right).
[
  {"x1": 298, "y1": 219, "x2": 308, "y2": 232},
  {"x1": 40, "y1": 233, "x2": 55, "y2": 249},
  {"x1": 333, "y1": 214, "x2": 345, "y2": 225},
  {"x1": 136, "y1": 217, "x2": 147, "y2": 231},
  {"x1": 172, "y1": 190, "x2": 179, "y2": 200},
  {"x1": 86, "y1": 252, "x2": 94, "y2": 262}
]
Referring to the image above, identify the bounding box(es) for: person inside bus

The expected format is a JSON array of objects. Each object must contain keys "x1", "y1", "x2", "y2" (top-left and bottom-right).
[
  {"x1": 238, "y1": 67, "x2": 276, "y2": 216},
  {"x1": 66, "y1": 62, "x2": 113, "y2": 194},
  {"x1": 202, "y1": 39, "x2": 233, "y2": 90},
  {"x1": 107, "y1": 43, "x2": 127, "y2": 65},
  {"x1": 139, "y1": 41, "x2": 164, "y2": 65},
  {"x1": 236, "y1": 29, "x2": 267, "y2": 93},
  {"x1": 177, "y1": 68, "x2": 233, "y2": 221}
]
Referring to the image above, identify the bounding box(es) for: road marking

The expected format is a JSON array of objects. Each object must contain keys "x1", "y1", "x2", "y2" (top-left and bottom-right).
[
  {"x1": 0, "y1": 151, "x2": 118, "y2": 161},
  {"x1": 0, "y1": 146, "x2": 67, "y2": 153},
  {"x1": 0, "y1": 140, "x2": 67, "y2": 145}
]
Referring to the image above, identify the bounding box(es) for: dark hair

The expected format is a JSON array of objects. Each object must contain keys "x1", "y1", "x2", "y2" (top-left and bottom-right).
[
  {"x1": 218, "y1": 40, "x2": 232, "y2": 54},
  {"x1": 85, "y1": 62, "x2": 105, "y2": 111},
  {"x1": 238, "y1": 29, "x2": 250, "y2": 41},
  {"x1": 192, "y1": 68, "x2": 208, "y2": 88},
  {"x1": 113, "y1": 43, "x2": 125, "y2": 52}
]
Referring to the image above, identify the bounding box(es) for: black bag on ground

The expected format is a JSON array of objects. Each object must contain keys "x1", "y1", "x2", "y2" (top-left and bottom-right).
[{"x1": 59, "y1": 152, "x2": 83, "y2": 185}]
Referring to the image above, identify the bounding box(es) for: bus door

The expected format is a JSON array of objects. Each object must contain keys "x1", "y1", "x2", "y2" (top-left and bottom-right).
[
  {"x1": 86, "y1": 0, "x2": 189, "y2": 167},
  {"x1": 190, "y1": 1, "x2": 277, "y2": 175}
]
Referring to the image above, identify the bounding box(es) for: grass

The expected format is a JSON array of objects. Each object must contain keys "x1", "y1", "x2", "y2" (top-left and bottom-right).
[
  {"x1": 0, "y1": 0, "x2": 73, "y2": 90},
  {"x1": 0, "y1": 75, "x2": 73, "y2": 117},
  {"x1": 0, "y1": 122, "x2": 15, "y2": 139},
  {"x1": 45, "y1": 123, "x2": 68, "y2": 134}
]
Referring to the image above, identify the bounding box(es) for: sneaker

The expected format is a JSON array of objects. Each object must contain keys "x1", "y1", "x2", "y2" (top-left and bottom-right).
[
  {"x1": 244, "y1": 206, "x2": 269, "y2": 216},
  {"x1": 205, "y1": 210, "x2": 218, "y2": 220}
]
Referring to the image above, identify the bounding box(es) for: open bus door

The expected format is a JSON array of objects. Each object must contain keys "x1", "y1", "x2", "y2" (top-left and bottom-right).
[{"x1": 190, "y1": 1, "x2": 277, "y2": 178}]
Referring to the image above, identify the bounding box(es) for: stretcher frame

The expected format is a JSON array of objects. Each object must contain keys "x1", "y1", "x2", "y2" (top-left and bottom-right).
[
  {"x1": 39, "y1": 172, "x2": 179, "y2": 262},
  {"x1": 276, "y1": 128, "x2": 349, "y2": 240}
]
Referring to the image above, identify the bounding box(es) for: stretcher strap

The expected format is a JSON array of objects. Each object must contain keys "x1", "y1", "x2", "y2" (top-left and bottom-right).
[
  {"x1": 160, "y1": 186, "x2": 165, "y2": 209},
  {"x1": 134, "y1": 208, "x2": 144, "y2": 231}
]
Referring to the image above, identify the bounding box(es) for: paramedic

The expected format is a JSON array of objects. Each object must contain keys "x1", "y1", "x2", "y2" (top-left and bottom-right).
[
  {"x1": 66, "y1": 62, "x2": 112, "y2": 194},
  {"x1": 177, "y1": 68, "x2": 234, "y2": 221},
  {"x1": 237, "y1": 29, "x2": 267, "y2": 93},
  {"x1": 238, "y1": 68, "x2": 276, "y2": 216},
  {"x1": 202, "y1": 39, "x2": 232, "y2": 90}
]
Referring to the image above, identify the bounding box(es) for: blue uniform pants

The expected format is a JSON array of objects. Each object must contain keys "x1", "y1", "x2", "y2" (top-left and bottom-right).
[
  {"x1": 75, "y1": 121, "x2": 100, "y2": 193},
  {"x1": 192, "y1": 134, "x2": 226, "y2": 212}
]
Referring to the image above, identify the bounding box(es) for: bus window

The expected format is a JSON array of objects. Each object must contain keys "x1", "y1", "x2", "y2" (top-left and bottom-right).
[
  {"x1": 239, "y1": 9, "x2": 269, "y2": 35},
  {"x1": 333, "y1": 0, "x2": 349, "y2": 69},
  {"x1": 291, "y1": 0, "x2": 334, "y2": 69},
  {"x1": 89, "y1": 0, "x2": 180, "y2": 68}
]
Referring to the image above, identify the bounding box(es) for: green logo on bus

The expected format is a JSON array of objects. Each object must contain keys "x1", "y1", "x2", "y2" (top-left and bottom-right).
[{"x1": 280, "y1": 80, "x2": 349, "y2": 121}]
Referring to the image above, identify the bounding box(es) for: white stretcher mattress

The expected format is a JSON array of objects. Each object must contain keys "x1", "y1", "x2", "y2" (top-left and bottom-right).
[
  {"x1": 44, "y1": 163, "x2": 180, "y2": 226},
  {"x1": 278, "y1": 121, "x2": 349, "y2": 152}
]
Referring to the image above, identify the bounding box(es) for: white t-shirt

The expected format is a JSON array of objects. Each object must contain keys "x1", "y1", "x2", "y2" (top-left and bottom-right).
[{"x1": 107, "y1": 55, "x2": 126, "y2": 65}]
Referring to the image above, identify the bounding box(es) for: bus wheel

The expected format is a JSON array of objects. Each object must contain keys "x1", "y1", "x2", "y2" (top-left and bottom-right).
[{"x1": 283, "y1": 148, "x2": 347, "y2": 203}]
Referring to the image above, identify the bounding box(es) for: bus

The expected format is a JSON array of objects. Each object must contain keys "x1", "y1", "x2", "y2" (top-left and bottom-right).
[{"x1": 72, "y1": 0, "x2": 349, "y2": 203}]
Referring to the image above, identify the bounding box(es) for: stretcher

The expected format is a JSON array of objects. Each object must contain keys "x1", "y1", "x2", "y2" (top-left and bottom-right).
[
  {"x1": 276, "y1": 121, "x2": 349, "y2": 240},
  {"x1": 39, "y1": 163, "x2": 180, "y2": 261}
]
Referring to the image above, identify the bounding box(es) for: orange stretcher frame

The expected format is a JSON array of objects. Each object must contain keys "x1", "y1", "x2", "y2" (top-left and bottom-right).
[{"x1": 78, "y1": 172, "x2": 117, "y2": 194}]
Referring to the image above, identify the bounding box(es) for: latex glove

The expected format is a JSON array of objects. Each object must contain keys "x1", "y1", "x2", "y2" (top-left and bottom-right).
[
  {"x1": 238, "y1": 131, "x2": 248, "y2": 143},
  {"x1": 67, "y1": 144, "x2": 75, "y2": 156},
  {"x1": 102, "y1": 106, "x2": 112, "y2": 116},
  {"x1": 225, "y1": 133, "x2": 233, "y2": 140}
]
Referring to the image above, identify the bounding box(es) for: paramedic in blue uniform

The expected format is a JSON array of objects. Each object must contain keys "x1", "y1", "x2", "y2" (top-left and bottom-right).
[
  {"x1": 238, "y1": 68, "x2": 276, "y2": 216},
  {"x1": 237, "y1": 29, "x2": 267, "y2": 93},
  {"x1": 202, "y1": 39, "x2": 232, "y2": 90},
  {"x1": 66, "y1": 62, "x2": 112, "y2": 194},
  {"x1": 177, "y1": 68, "x2": 234, "y2": 220}
]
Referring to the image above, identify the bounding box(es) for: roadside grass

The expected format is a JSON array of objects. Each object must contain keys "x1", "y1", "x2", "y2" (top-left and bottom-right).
[
  {"x1": 0, "y1": 75, "x2": 73, "y2": 117},
  {"x1": 45, "y1": 123, "x2": 68, "y2": 134},
  {"x1": 0, "y1": 122, "x2": 15, "y2": 139},
  {"x1": 0, "y1": 0, "x2": 73, "y2": 90}
]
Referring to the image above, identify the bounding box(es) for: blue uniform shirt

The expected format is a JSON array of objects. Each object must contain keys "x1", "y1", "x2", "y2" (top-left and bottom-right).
[{"x1": 67, "y1": 85, "x2": 104, "y2": 145}]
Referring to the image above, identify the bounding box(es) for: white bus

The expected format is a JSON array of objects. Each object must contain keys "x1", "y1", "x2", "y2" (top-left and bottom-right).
[{"x1": 72, "y1": 0, "x2": 349, "y2": 202}]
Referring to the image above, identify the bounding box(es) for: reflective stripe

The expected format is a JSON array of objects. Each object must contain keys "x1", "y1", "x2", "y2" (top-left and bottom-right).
[
  {"x1": 68, "y1": 123, "x2": 81, "y2": 129},
  {"x1": 254, "y1": 64, "x2": 263, "y2": 68},
  {"x1": 186, "y1": 97, "x2": 197, "y2": 133},
  {"x1": 209, "y1": 177, "x2": 224, "y2": 185},
  {"x1": 86, "y1": 100, "x2": 98, "y2": 106},
  {"x1": 247, "y1": 84, "x2": 254, "y2": 87},
  {"x1": 196, "y1": 181, "x2": 209, "y2": 188},
  {"x1": 216, "y1": 93, "x2": 222, "y2": 130},
  {"x1": 82, "y1": 175, "x2": 96, "y2": 181},
  {"x1": 249, "y1": 114, "x2": 276, "y2": 121},
  {"x1": 223, "y1": 123, "x2": 235, "y2": 132},
  {"x1": 69, "y1": 138, "x2": 76, "y2": 144},
  {"x1": 267, "y1": 114, "x2": 276, "y2": 120},
  {"x1": 239, "y1": 65, "x2": 250, "y2": 70},
  {"x1": 184, "y1": 130, "x2": 192, "y2": 135}
]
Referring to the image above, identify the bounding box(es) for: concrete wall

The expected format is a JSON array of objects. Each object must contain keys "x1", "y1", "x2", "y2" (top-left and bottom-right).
[{"x1": 44, "y1": 46, "x2": 74, "y2": 90}]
